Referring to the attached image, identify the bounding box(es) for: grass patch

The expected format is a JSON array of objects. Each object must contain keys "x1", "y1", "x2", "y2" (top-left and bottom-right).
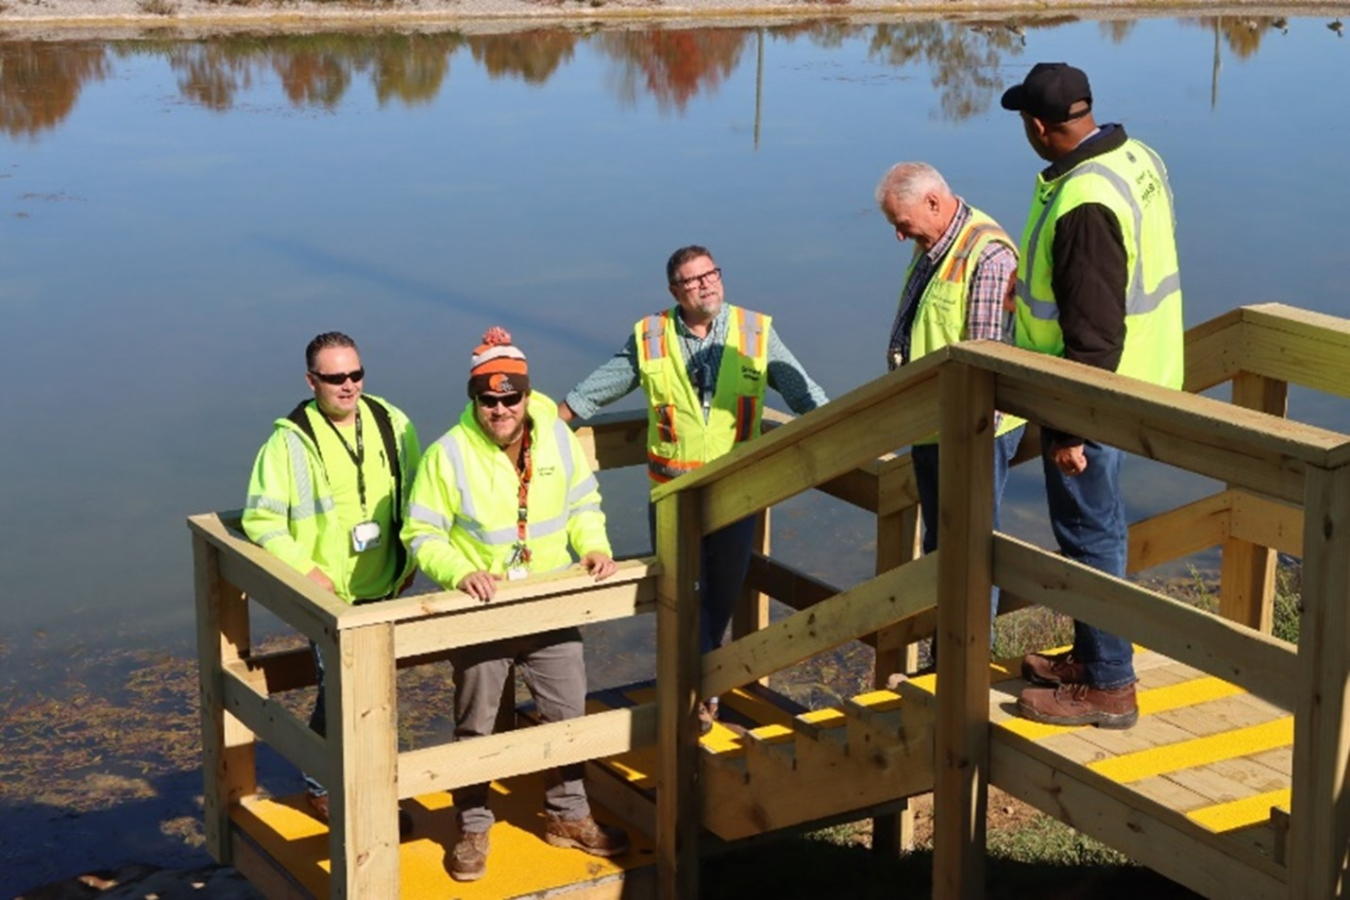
[{"x1": 136, "y1": 0, "x2": 180, "y2": 14}]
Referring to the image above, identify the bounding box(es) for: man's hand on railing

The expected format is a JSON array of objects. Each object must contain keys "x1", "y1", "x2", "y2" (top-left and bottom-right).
[
  {"x1": 581, "y1": 551, "x2": 618, "y2": 582},
  {"x1": 306, "y1": 567, "x2": 336, "y2": 593},
  {"x1": 458, "y1": 571, "x2": 502, "y2": 602}
]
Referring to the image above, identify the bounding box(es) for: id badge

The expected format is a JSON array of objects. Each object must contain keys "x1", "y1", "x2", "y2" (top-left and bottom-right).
[
  {"x1": 506, "y1": 566, "x2": 530, "y2": 581},
  {"x1": 351, "y1": 520, "x2": 382, "y2": 553}
]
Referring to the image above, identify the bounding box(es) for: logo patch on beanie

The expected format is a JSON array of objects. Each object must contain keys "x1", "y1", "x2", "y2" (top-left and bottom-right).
[{"x1": 488, "y1": 373, "x2": 516, "y2": 393}]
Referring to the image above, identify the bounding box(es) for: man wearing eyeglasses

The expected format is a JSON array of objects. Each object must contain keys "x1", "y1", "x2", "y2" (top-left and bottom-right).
[
  {"x1": 241, "y1": 331, "x2": 421, "y2": 830},
  {"x1": 401, "y1": 327, "x2": 629, "y2": 882},
  {"x1": 558, "y1": 244, "x2": 829, "y2": 733}
]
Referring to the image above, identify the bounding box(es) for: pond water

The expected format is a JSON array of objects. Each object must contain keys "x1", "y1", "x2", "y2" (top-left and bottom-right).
[{"x1": 1, "y1": 13, "x2": 1347, "y2": 680}]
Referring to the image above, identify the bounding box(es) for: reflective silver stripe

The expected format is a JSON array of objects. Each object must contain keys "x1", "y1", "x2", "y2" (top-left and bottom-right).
[
  {"x1": 434, "y1": 433, "x2": 479, "y2": 526},
  {"x1": 408, "y1": 502, "x2": 453, "y2": 533},
  {"x1": 529, "y1": 511, "x2": 570, "y2": 540},
  {"x1": 255, "y1": 529, "x2": 289, "y2": 545},
  {"x1": 410, "y1": 533, "x2": 449, "y2": 554},
  {"x1": 649, "y1": 457, "x2": 699, "y2": 482},
  {"x1": 552, "y1": 420, "x2": 577, "y2": 489},
  {"x1": 245, "y1": 494, "x2": 288, "y2": 515},
  {"x1": 292, "y1": 496, "x2": 334, "y2": 520},
  {"x1": 739, "y1": 309, "x2": 764, "y2": 356},
  {"x1": 455, "y1": 513, "x2": 517, "y2": 546},
  {"x1": 1023, "y1": 153, "x2": 1179, "y2": 321},
  {"x1": 642, "y1": 313, "x2": 666, "y2": 361},
  {"x1": 283, "y1": 431, "x2": 321, "y2": 515},
  {"x1": 568, "y1": 475, "x2": 597, "y2": 505},
  {"x1": 571, "y1": 502, "x2": 602, "y2": 516}
]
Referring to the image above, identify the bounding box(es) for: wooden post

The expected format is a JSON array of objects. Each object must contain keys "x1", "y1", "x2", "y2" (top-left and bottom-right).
[
  {"x1": 932, "y1": 363, "x2": 995, "y2": 900},
  {"x1": 871, "y1": 501, "x2": 922, "y2": 856},
  {"x1": 655, "y1": 490, "x2": 702, "y2": 900},
  {"x1": 1219, "y1": 371, "x2": 1288, "y2": 631},
  {"x1": 193, "y1": 533, "x2": 256, "y2": 863},
  {"x1": 327, "y1": 623, "x2": 400, "y2": 899},
  {"x1": 1289, "y1": 462, "x2": 1350, "y2": 899},
  {"x1": 731, "y1": 509, "x2": 771, "y2": 676}
]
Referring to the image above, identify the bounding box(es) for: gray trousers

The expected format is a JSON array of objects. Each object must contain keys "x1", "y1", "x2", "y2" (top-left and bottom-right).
[{"x1": 452, "y1": 627, "x2": 590, "y2": 831}]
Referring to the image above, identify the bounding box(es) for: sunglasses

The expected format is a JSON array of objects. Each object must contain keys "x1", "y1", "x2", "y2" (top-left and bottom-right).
[
  {"x1": 476, "y1": 392, "x2": 525, "y2": 409},
  {"x1": 311, "y1": 368, "x2": 364, "y2": 386}
]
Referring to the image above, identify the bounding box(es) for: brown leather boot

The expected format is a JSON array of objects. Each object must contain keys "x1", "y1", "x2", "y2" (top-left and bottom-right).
[
  {"x1": 1021, "y1": 650, "x2": 1087, "y2": 687},
  {"x1": 449, "y1": 829, "x2": 490, "y2": 881},
  {"x1": 544, "y1": 815, "x2": 631, "y2": 857},
  {"x1": 1016, "y1": 682, "x2": 1138, "y2": 730}
]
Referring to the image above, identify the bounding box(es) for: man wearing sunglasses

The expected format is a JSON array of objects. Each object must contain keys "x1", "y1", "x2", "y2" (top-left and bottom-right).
[
  {"x1": 558, "y1": 244, "x2": 829, "y2": 734},
  {"x1": 402, "y1": 327, "x2": 629, "y2": 881},
  {"x1": 241, "y1": 331, "x2": 421, "y2": 832}
]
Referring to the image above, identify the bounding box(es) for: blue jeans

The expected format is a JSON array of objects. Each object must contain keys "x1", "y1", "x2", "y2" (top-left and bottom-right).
[
  {"x1": 1041, "y1": 437, "x2": 1135, "y2": 690},
  {"x1": 912, "y1": 424, "x2": 1025, "y2": 634},
  {"x1": 647, "y1": 504, "x2": 758, "y2": 654}
]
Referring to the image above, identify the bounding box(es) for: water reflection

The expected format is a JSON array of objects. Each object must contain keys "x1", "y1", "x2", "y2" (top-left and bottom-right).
[{"x1": 4, "y1": 16, "x2": 1342, "y2": 136}]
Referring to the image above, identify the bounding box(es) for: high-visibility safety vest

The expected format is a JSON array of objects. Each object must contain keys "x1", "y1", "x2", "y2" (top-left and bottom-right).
[
  {"x1": 902, "y1": 205, "x2": 1023, "y2": 439},
  {"x1": 1015, "y1": 137, "x2": 1184, "y2": 389},
  {"x1": 401, "y1": 392, "x2": 611, "y2": 592},
  {"x1": 635, "y1": 305, "x2": 770, "y2": 484},
  {"x1": 242, "y1": 394, "x2": 419, "y2": 603}
]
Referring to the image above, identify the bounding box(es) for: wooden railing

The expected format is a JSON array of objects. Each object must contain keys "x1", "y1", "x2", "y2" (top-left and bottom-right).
[{"x1": 193, "y1": 302, "x2": 1350, "y2": 900}]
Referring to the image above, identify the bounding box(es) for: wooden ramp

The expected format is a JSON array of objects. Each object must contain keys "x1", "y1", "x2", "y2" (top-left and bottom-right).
[{"x1": 901, "y1": 648, "x2": 1293, "y2": 900}]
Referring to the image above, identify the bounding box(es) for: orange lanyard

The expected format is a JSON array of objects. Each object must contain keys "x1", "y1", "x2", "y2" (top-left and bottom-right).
[{"x1": 513, "y1": 429, "x2": 533, "y2": 565}]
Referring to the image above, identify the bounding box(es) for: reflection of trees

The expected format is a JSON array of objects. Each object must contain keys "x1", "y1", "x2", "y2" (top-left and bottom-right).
[
  {"x1": 1099, "y1": 19, "x2": 1138, "y2": 44},
  {"x1": 597, "y1": 30, "x2": 749, "y2": 113},
  {"x1": 466, "y1": 31, "x2": 578, "y2": 84},
  {"x1": 1189, "y1": 16, "x2": 1283, "y2": 59},
  {"x1": 0, "y1": 41, "x2": 111, "y2": 137},
  {"x1": 867, "y1": 22, "x2": 1023, "y2": 121},
  {"x1": 150, "y1": 32, "x2": 460, "y2": 111}
]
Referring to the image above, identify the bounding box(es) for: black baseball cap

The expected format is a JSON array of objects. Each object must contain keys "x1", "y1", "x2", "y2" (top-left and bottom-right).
[{"x1": 1000, "y1": 63, "x2": 1092, "y2": 123}]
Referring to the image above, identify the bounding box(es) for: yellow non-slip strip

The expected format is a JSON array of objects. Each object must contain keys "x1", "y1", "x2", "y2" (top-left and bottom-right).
[
  {"x1": 1186, "y1": 788, "x2": 1291, "y2": 832},
  {"x1": 997, "y1": 676, "x2": 1248, "y2": 741},
  {"x1": 1088, "y1": 717, "x2": 1293, "y2": 784},
  {"x1": 799, "y1": 707, "x2": 846, "y2": 728}
]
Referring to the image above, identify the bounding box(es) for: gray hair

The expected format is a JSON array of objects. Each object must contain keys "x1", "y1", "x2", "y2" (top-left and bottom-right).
[{"x1": 875, "y1": 162, "x2": 951, "y2": 211}]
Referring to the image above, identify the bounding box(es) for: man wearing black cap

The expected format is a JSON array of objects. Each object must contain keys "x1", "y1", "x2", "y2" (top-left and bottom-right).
[{"x1": 1000, "y1": 63, "x2": 1185, "y2": 729}]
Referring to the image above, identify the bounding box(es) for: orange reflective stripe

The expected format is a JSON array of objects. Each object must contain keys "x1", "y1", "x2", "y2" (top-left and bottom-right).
[
  {"x1": 941, "y1": 223, "x2": 1011, "y2": 285},
  {"x1": 735, "y1": 395, "x2": 757, "y2": 443},
  {"x1": 641, "y1": 313, "x2": 668, "y2": 362},
  {"x1": 647, "y1": 452, "x2": 702, "y2": 483}
]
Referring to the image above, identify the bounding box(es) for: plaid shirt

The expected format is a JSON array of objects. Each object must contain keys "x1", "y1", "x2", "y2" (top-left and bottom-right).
[{"x1": 887, "y1": 200, "x2": 1018, "y2": 370}]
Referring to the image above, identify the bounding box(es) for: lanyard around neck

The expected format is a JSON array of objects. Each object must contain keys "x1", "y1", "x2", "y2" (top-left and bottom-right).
[{"x1": 321, "y1": 408, "x2": 368, "y2": 517}]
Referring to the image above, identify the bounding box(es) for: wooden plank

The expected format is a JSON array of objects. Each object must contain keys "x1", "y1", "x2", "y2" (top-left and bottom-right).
[
  {"x1": 1182, "y1": 306, "x2": 1244, "y2": 393},
  {"x1": 328, "y1": 623, "x2": 399, "y2": 899},
  {"x1": 229, "y1": 821, "x2": 315, "y2": 900},
  {"x1": 221, "y1": 663, "x2": 331, "y2": 790},
  {"x1": 188, "y1": 512, "x2": 347, "y2": 642},
  {"x1": 225, "y1": 646, "x2": 314, "y2": 695},
  {"x1": 340, "y1": 559, "x2": 660, "y2": 630},
  {"x1": 701, "y1": 553, "x2": 938, "y2": 701},
  {"x1": 731, "y1": 510, "x2": 771, "y2": 679},
  {"x1": 1126, "y1": 490, "x2": 1232, "y2": 574},
  {"x1": 949, "y1": 342, "x2": 1345, "y2": 501},
  {"x1": 568, "y1": 409, "x2": 649, "y2": 472},
  {"x1": 1290, "y1": 463, "x2": 1350, "y2": 899},
  {"x1": 875, "y1": 454, "x2": 921, "y2": 520},
  {"x1": 1220, "y1": 371, "x2": 1289, "y2": 631},
  {"x1": 654, "y1": 491, "x2": 701, "y2": 900},
  {"x1": 193, "y1": 533, "x2": 256, "y2": 864},
  {"x1": 650, "y1": 351, "x2": 948, "y2": 534},
  {"x1": 991, "y1": 729, "x2": 1288, "y2": 897},
  {"x1": 1229, "y1": 489, "x2": 1304, "y2": 557},
  {"x1": 994, "y1": 535, "x2": 1298, "y2": 710},
  {"x1": 1241, "y1": 303, "x2": 1350, "y2": 405},
  {"x1": 391, "y1": 576, "x2": 657, "y2": 657},
  {"x1": 932, "y1": 362, "x2": 995, "y2": 900},
  {"x1": 743, "y1": 553, "x2": 845, "y2": 616},
  {"x1": 397, "y1": 704, "x2": 657, "y2": 798}
]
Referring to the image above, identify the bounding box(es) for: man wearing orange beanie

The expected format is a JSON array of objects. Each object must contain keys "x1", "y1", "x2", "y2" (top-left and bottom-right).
[{"x1": 402, "y1": 327, "x2": 629, "y2": 881}]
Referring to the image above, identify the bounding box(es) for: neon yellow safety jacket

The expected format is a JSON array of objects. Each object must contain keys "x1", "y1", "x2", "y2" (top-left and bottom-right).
[
  {"x1": 402, "y1": 392, "x2": 611, "y2": 592},
  {"x1": 635, "y1": 304, "x2": 769, "y2": 484},
  {"x1": 241, "y1": 395, "x2": 420, "y2": 603},
  {"x1": 1015, "y1": 137, "x2": 1184, "y2": 388},
  {"x1": 902, "y1": 205, "x2": 1023, "y2": 440}
]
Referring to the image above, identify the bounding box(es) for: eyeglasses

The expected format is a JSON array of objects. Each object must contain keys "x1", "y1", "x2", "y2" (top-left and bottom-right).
[
  {"x1": 310, "y1": 368, "x2": 364, "y2": 385},
  {"x1": 476, "y1": 392, "x2": 525, "y2": 409},
  {"x1": 672, "y1": 267, "x2": 722, "y2": 289}
]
